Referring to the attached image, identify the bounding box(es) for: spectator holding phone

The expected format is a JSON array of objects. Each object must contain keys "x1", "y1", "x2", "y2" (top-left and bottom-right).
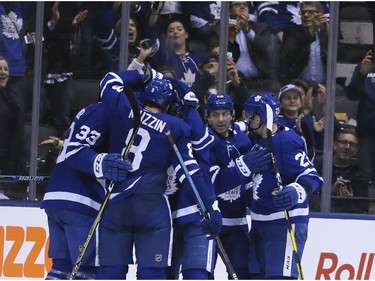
[
  {"x1": 346, "y1": 50, "x2": 375, "y2": 184},
  {"x1": 0, "y1": 2, "x2": 28, "y2": 84},
  {"x1": 191, "y1": 52, "x2": 250, "y2": 121},
  {"x1": 144, "y1": 16, "x2": 210, "y2": 87}
]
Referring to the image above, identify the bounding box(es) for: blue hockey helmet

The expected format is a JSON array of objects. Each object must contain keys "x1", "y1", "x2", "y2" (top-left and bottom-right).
[
  {"x1": 144, "y1": 78, "x2": 176, "y2": 109},
  {"x1": 244, "y1": 93, "x2": 280, "y2": 124},
  {"x1": 205, "y1": 93, "x2": 234, "y2": 116}
]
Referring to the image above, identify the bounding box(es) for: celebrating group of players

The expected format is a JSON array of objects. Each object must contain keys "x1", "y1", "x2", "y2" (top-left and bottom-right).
[{"x1": 41, "y1": 68, "x2": 323, "y2": 280}]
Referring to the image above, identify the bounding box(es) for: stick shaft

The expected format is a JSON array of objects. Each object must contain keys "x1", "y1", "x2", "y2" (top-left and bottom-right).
[
  {"x1": 70, "y1": 85, "x2": 140, "y2": 279},
  {"x1": 265, "y1": 104, "x2": 304, "y2": 280},
  {"x1": 0, "y1": 175, "x2": 50, "y2": 181},
  {"x1": 165, "y1": 130, "x2": 238, "y2": 280}
]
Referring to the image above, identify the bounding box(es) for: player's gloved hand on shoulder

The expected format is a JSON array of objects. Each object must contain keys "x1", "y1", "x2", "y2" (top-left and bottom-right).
[
  {"x1": 272, "y1": 183, "x2": 307, "y2": 211},
  {"x1": 93, "y1": 153, "x2": 132, "y2": 182},
  {"x1": 234, "y1": 145, "x2": 273, "y2": 179}
]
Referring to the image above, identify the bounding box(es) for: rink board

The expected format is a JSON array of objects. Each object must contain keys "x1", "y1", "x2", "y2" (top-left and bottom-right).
[{"x1": 0, "y1": 206, "x2": 374, "y2": 279}]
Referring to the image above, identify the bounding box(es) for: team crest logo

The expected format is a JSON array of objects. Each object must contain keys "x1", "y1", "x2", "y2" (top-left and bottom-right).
[
  {"x1": 155, "y1": 254, "x2": 162, "y2": 262},
  {"x1": 181, "y1": 69, "x2": 196, "y2": 87},
  {"x1": 1, "y1": 12, "x2": 23, "y2": 40},
  {"x1": 286, "y1": 4, "x2": 302, "y2": 25},
  {"x1": 165, "y1": 166, "x2": 178, "y2": 195},
  {"x1": 218, "y1": 186, "x2": 241, "y2": 203},
  {"x1": 252, "y1": 173, "x2": 263, "y2": 201}
]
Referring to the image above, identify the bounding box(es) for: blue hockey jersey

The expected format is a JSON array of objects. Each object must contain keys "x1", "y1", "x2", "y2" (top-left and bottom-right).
[
  {"x1": 41, "y1": 103, "x2": 109, "y2": 216},
  {"x1": 208, "y1": 127, "x2": 253, "y2": 234},
  {"x1": 0, "y1": 3, "x2": 27, "y2": 76},
  {"x1": 99, "y1": 71, "x2": 216, "y2": 218},
  {"x1": 253, "y1": 1, "x2": 330, "y2": 32},
  {"x1": 181, "y1": 107, "x2": 253, "y2": 232},
  {"x1": 249, "y1": 125, "x2": 323, "y2": 225},
  {"x1": 165, "y1": 107, "x2": 218, "y2": 225}
]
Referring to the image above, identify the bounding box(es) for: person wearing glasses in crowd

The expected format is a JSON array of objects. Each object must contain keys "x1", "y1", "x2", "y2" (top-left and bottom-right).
[
  {"x1": 229, "y1": 1, "x2": 281, "y2": 91},
  {"x1": 279, "y1": 1, "x2": 329, "y2": 85},
  {"x1": 346, "y1": 50, "x2": 375, "y2": 189},
  {"x1": 313, "y1": 128, "x2": 371, "y2": 213}
]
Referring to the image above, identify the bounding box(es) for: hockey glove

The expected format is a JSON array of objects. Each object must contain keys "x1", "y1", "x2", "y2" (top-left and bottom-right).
[
  {"x1": 272, "y1": 183, "x2": 307, "y2": 211},
  {"x1": 166, "y1": 77, "x2": 199, "y2": 107},
  {"x1": 93, "y1": 153, "x2": 132, "y2": 182},
  {"x1": 200, "y1": 205, "x2": 222, "y2": 240},
  {"x1": 234, "y1": 145, "x2": 273, "y2": 180}
]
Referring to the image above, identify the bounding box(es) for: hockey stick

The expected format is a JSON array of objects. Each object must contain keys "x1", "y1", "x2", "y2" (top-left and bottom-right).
[
  {"x1": 265, "y1": 104, "x2": 304, "y2": 280},
  {"x1": 70, "y1": 85, "x2": 141, "y2": 279},
  {"x1": 0, "y1": 175, "x2": 50, "y2": 181},
  {"x1": 165, "y1": 130, "x2": 238, "y2": 280}
]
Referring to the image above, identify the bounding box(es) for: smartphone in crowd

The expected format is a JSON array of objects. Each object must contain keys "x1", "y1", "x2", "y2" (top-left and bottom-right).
[{"x1": 141, "y1": 39, "x2": 153, "y2": 49}]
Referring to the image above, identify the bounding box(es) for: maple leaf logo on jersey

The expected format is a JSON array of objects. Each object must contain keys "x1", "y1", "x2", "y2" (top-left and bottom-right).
[
  {"x1": 218, "y1": 185, "x2": 241, "y2": 203},
  {"x1": 252, "y1": 173, "x2": 263, "y2": 201},
  {"x1": 1, "y1": 12, "x2": 23, "y2": 40},
  {"x1": 287, "y1": 4, "x2": 302, "y2": 25},
  {"x1": 180, "y1": 69, "x2": 196, "y2": 88},
  {"x1": 164, "y1": 166, "x2": 179, "y2": 195}
]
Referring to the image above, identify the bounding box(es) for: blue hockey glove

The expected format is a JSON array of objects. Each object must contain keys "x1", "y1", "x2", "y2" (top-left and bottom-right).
[
  {"x1": 234, "y1": 145, "x2": 273, "y2": 179},
  {"x1": 165, "y1": 77, "x2": 199, "y2": 107},
  {"x1": 272, "y1": 183, "x2": 307, "y2": 211},
  {"x1": 200, "y1": 204, "x2": 222, "y2": 240},
  {"x1": 93, "y1": 153, "x2": 132, "y2": 182},
  {"x1": 181, "y1": 91, "x2": 199, "y2": 107}
]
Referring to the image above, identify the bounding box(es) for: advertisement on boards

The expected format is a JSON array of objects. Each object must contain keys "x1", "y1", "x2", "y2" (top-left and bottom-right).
[{"x1": 0, "y1": 206, "x2": 375, "y2": 279}]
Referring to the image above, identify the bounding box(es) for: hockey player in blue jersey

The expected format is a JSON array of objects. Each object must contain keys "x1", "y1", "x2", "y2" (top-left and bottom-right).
[
  {"x1": 243, "y1": 93, "x2": 323, "y2": 279},
  {"x1": 162, "y1": 86, "x2": 225, "y2": 280},
  {"x1": 204, "y1": 93, "x2": 253, "y2": 279},
  {"x1": 41, "y1": 102, "x2": 132, "y2": 279},
  {"x1": 168, "y1": 78, "x2": 273, "y2": 279},
  {"x1": 95, "y1": 72, "x2": 221, "y2": 279}
]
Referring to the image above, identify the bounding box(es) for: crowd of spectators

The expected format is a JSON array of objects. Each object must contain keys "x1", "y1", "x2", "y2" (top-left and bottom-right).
[{"x1": 0, "y1": 1, "x2": 375, "y2": 214}]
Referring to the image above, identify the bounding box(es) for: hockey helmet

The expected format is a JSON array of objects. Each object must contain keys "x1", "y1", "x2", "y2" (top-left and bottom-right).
[
  {"x1": 144, "y1": 78, "x2": 176, "y2": 109},
  {"x1": 244, "y1": 93, "x2": 280, "y2": 123},
  {"x1": 205, "y1": 93, "x2": 234, "y2": 116}
]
